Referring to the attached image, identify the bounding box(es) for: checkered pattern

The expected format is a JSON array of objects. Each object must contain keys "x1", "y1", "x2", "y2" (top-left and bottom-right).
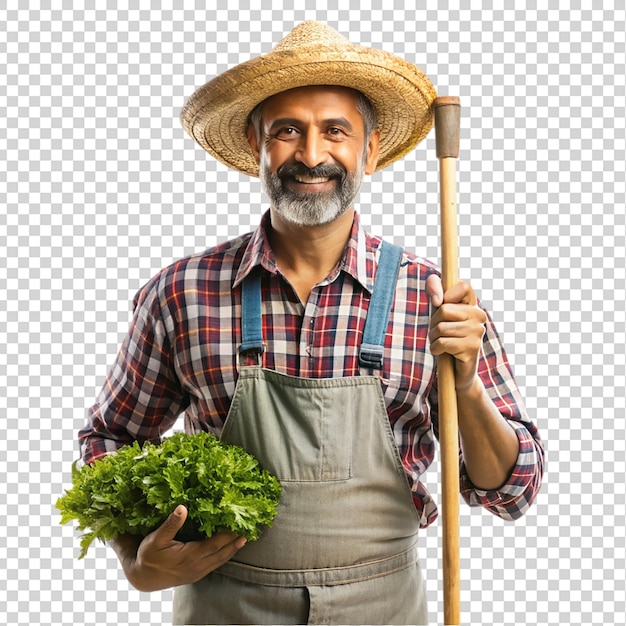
[{"x1": 1, "y1": 3, "x2": 624, "y2": 625}]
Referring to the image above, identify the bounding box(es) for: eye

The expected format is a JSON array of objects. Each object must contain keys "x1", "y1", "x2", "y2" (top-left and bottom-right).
[
  {"x1": 325, "y1": 126, "x2": 350, "y2": 141},
  {"x1": 274, "y1": 126, "x2": 299, "y2": 139}
]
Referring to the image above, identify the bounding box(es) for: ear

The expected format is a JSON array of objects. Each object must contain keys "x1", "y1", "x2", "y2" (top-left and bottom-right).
[
  {"x1": 246, "y1": 124, "x2": 261, "y2": 164},
  {"x1": 364, "y1": 128, "x2": 381, "y2": 175}
]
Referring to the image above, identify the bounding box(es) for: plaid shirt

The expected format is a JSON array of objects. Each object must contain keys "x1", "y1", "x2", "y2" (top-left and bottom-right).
[{"x1": 79, "y1": 210, "x2": 543, "y2": 527}]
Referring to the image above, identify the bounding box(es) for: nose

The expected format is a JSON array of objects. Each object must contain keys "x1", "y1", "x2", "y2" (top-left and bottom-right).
[{"x1": 294, "y1": 131, "x2": 328, "y2": 169}]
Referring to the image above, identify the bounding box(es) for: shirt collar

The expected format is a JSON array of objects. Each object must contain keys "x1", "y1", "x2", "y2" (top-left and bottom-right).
[
  {"x1": 233, "y1": 209, "x2": 378, "y2": 294},
  {"x1": 233, "y1": 210, "x2": 277, "y2": 288}
]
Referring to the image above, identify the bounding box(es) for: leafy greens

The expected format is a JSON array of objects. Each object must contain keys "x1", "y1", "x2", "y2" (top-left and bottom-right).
[{"x1": 56, "y1": 431, "x2": 282, "y2": 559}]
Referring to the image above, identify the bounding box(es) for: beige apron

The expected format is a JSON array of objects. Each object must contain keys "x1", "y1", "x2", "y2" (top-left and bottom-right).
[{"x1": 173, "y1": 242, "x2": 429, "y2": 625}]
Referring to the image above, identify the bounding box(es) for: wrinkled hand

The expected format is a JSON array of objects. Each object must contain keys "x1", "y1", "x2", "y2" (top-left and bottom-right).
[
  {"x1": 426, "y1": 275, "x2": 487, "y2": 391},
  {"x1": 118, "y1": 505, "x2": 246, "y2": 592}
]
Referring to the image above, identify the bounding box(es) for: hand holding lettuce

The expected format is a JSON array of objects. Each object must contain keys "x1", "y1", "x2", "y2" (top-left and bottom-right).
[{"x1": 56, "y1": 432, "x2": 282, "y2": 559}]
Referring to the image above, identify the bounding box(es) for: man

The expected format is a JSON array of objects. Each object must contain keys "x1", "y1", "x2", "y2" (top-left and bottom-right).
[{"x1": 79, "y1": 22, "x2": 543, "y2": 624}]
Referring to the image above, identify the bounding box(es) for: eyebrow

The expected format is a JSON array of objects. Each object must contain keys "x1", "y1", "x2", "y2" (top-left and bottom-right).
[{"x1": 267, "y1": 116, "x2": 355, "y2": 133}]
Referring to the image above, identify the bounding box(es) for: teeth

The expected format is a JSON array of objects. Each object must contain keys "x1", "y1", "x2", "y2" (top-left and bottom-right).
[{"x1": 294, "y1": 175, "x2": 330, "y2": 184}]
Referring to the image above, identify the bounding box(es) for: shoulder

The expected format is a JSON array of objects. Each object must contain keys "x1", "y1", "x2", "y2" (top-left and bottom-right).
[
  {"x1": 366, "y1": 230, "x2": 441, "y2": 282},
  {"x1": 133, "y1": 232, "x2": 253, "y2": 309},
  {"x1": 401, "y1": 248, "x2": 441, "y2": 281},
  {"x1": 161, "y1": 232, "x2": 252, "y2": 284}
]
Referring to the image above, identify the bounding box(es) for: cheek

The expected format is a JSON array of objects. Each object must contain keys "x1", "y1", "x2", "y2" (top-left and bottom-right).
[
  {"x1": 262, "y1": 143, "x2": 297, "y2": 171},
  {"x1": 334, "y1": 144, "x2": 363, "y2": 171}
]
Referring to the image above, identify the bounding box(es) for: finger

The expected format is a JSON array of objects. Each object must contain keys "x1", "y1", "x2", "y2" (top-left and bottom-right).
[
  {"x1": 430, "y1": 321, "x2": 486, "y2": 350},
  {"x1": 425, "y1": 273, "x2": 444, "y2": 307},
  {"x1": 434, "y1": 303, "x2": 487, "y2": 325},
  {"x1": 183, "y1": 537, "x2": 248, "y2": 585},
  {"x1": 442, "y1": 280, "x2": 477, "y2": 306},
  {"x1": 154, "y1": 505, "x2": 188, "y2": 544},
  {"x1": 196, "y1": 533, "x2": 247, "y2": 566},
  {"x1": 198, "y1": 530, "x2": 240, "y2": 548},
  {"x1": 431, "y1": 304, "x2": 470, "y2": 328},
  {"x1": 429, "y1": 336, "x2": 481, "y2": 362},
  {"x1": 430, "y1": 320, "x2": 477, "y2": 342}
]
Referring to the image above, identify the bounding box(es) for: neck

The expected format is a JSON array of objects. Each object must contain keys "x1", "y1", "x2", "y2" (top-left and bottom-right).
[{"x1": 268, "y1": 208, "x2": 355, "y2": 303}]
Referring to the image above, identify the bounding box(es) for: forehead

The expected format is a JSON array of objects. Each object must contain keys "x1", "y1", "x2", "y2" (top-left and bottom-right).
[{"x1": 259, "y1": 85, "x2": 362, "y2": 121}]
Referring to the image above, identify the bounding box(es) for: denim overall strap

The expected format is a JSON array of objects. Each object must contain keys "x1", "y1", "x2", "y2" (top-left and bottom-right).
[
  {"x1": 358, "y1": 241, "x2": 403, "y2": 369},
  {"x1": 239, "y1": 266, "x2": 265, "y2": 355},
  {"x1": 239, "y1": 244, "x2": 404, "y2": 366}
]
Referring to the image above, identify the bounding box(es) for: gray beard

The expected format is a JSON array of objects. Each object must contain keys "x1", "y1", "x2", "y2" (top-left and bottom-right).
[{"x1": 260, "y1": 157, "x2": 364, "y2": 227}]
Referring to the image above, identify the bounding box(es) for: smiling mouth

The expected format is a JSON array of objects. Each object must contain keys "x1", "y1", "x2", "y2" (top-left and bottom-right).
[{"x1": 293, "y1": 175, "x2": 332, "y2": 184}]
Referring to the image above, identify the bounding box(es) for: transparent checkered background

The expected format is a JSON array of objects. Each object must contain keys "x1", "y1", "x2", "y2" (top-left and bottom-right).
[{"x1": 1, "y1": 2, "x2": 625, "y2": 625}]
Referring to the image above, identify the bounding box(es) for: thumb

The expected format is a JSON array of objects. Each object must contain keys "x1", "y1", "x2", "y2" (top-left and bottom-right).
[
  {"x1": 155, "y1": 504, "x2": 187, "y2": 543},
  {"x1": 425, "y1": 273, "x2": 444, "y2": 308}
]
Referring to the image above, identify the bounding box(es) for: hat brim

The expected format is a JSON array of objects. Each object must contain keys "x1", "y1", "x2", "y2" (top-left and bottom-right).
[{"x1": 180, "y1": 44, "x2": 437, "y2": 176}]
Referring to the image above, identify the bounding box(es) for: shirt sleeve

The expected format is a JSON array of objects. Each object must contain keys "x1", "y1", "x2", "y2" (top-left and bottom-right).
[
  {"x1": 430, "y1": 306, "x2": 544, "y2": 520},
  {"x1": 78, "y1": 273, "x2": 189, "y2": 465}
]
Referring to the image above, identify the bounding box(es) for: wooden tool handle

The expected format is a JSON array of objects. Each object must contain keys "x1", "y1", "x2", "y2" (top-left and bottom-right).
[
  {"x1": 434, "y1": 97, "x2": 461, "y2": 292},
  {"x1": 433, "y1": 95, "x2": 462, "y2": 626},
  {"x1": 434, "y1": 96, "x2": 461, "y2": 159}
]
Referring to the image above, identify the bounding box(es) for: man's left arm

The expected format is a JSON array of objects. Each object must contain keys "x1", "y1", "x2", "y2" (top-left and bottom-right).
[{"x1": 427, "y1": 275, "x2": 544, "y2": 519}]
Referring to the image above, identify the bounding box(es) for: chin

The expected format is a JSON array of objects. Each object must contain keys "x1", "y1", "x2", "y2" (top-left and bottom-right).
[{"x1": 274, "y1": 202, "x2": 350, "y2": 228}]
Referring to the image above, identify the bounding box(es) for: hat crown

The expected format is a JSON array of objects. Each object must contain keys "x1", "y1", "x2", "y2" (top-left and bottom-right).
[{"x1": 273, "y1": 21, "x2": 350, "y2": 52}]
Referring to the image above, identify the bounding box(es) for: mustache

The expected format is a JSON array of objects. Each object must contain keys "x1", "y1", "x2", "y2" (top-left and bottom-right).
[{"x1": 276, "y1": 162, "x2": 347, "y2": 180}]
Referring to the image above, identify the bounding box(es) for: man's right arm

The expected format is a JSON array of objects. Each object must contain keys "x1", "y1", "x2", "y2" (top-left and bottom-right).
[
  {"x1": 84, "y1": 275, "x2": 247, "y2": 588},
  {"x1": 109, "y1": 505, "x2": 246, "y2": 592},
  {"x1": 79, "y1": 272, "x2": 188, "y2": 466}
]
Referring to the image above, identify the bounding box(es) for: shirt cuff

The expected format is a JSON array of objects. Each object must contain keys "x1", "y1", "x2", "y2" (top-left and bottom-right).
[{"x1": 460, "y1": 420, "x2": 542, "y2": 515}]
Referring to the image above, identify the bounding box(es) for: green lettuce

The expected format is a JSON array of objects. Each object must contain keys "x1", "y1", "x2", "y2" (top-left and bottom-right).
[{"x1": 56, "y1": 431, "x2": 282, "y2": 559}]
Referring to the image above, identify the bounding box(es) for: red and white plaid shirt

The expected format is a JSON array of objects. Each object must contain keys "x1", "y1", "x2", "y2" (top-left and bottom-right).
[{"x1": 79, "y1": 210, "x2": 544, "y2": 527}]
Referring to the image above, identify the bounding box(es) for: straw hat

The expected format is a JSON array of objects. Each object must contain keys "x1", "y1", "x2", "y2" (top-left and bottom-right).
[{"x1": 180, "y1": 21, "x2": 437, "y2": 176}]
